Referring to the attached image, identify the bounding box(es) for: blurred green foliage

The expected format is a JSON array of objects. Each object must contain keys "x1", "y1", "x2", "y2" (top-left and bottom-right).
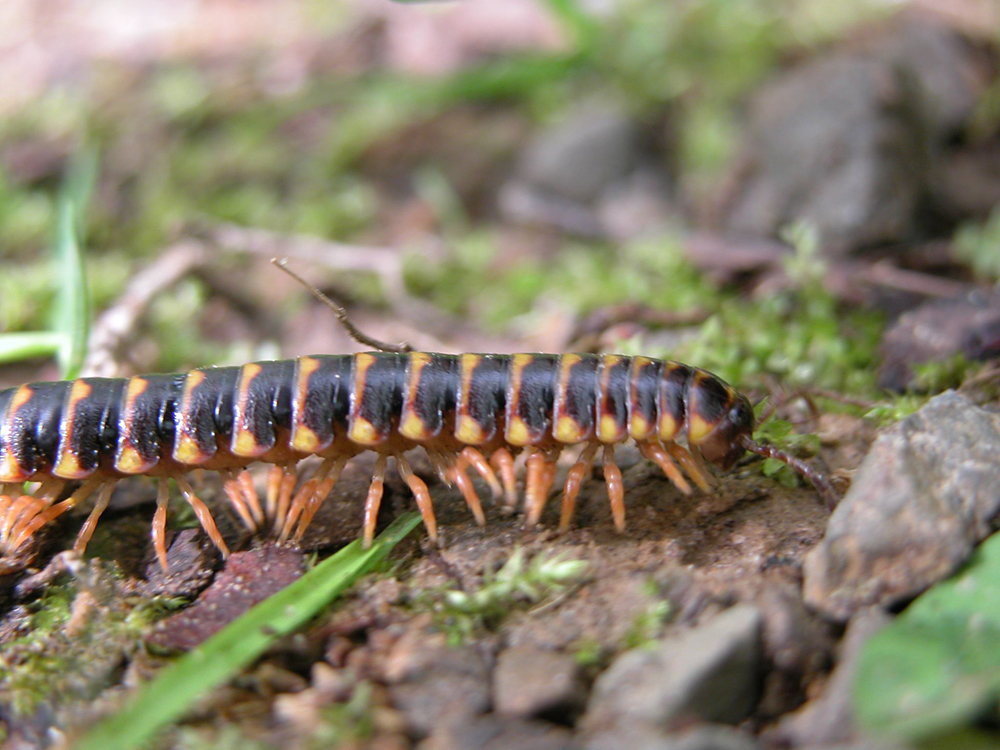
[
  {"x1": 855, "y1": 530, "x2": 1000, "y2": 746},
  {"x1": 953, "y1": 206, "x2": 1000, "y2": 280},
  {"x1": 422, "y1": 548, "x2": 588, "y2": 644}
]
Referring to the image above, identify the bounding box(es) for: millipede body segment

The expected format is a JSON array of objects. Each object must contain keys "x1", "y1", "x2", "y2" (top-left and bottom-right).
[{"x1": 0, "y1": 352, "x2": 759, "y2": 571}]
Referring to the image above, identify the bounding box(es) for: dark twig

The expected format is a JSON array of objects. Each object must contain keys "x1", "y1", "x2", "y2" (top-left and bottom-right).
[
  {"x1": 271, "y1": 258, "x2": 413, "y2": 353},
  {"x1": 82, "y1": 240, "x2": 207, "y2": 377}
]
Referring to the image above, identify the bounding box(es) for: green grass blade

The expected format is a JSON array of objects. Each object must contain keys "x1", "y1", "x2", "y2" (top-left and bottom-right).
[
  {"x1": 52, "y1": 197, "x2": 89, "y2": 379},
  {"x1": 0, "y1": 332, "x2": 65, "y2": 364},
  {"x1": 75, "y1": 513, "x2": 421, "y2": 750}
]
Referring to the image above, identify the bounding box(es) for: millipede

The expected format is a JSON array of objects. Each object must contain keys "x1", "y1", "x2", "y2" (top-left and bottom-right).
[{"x1": 0, "y1": 345, "x2": 836, "y2": 574}]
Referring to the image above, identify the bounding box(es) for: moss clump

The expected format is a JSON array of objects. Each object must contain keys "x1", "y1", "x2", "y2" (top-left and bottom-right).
[{"x1": 0, "y1": 561, "x2": 177, "y2": 719}]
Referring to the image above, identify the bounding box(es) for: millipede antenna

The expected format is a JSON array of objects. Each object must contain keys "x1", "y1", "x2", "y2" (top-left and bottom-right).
[{"x1": 738, "y1": 435, "x2": 839, "y2": 510}]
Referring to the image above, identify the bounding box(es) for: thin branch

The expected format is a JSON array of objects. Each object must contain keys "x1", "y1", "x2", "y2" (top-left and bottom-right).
[
  {"x1": 81, "y1": 241, "x2": 207, "y2": 377},
  {"x1": 271, "y1": 258, "x2": 412, "y2": 353}
]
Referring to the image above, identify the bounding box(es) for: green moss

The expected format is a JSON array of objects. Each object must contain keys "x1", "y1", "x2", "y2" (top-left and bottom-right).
[
  {"x1": 406, "y1": 232, "x2": 718, "y2": 329},
  {"x1": 0, "y1": 563, "x2": 176, "y2": 718},
  {"x1": 422, "y1": 548, "x2": 588, "y2": 644}
]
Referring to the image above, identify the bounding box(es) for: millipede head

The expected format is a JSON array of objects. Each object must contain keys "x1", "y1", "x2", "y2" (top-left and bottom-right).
[{"x1": 698, "y1": 392, "x2": 756, "y2": 471}]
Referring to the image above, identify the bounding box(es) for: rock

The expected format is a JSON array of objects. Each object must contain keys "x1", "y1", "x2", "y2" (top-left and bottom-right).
[
  {"x1": 878, "y1": 289, "x2": 1000, "y2": 391},
  {"x1": 722, "y1": 52, "x2": 925, "y2": 253},
  {"x1": 803, "y1": 391, "x2": 1000, "y2": 621},
  {"x1": 582, "y1": 604, "x2": 762, "y2": 732},
  {"x1": 384, "y1": 627, "x2": 492, "y2": 738},
  {"x1": 769, "y1": 608, "x2": 890, "y2": 747},
  {"x1": 934, "y1": 141, "x2": 1000, "y2": 219},
  {"x1": 146, "y1": 544, "x2": 304, "y2": 651},
  {"x1": 492, "y1": 645, "x2": 586, "y2": 720},
  {"x1": 418, "y1": 715, "x2": 573, "y2": 750},
  {"x1": 755, "y1": 584, "x2": 836, "y2": 718},
  {"x1": 142, "y1": 528, "x2": 219, "y2": 599},
  {"x1": 515, "y1": 105, "x2": 639, "y2": 205},
  {"x1": 865, "y1": 16, "x2": 985, "y2": 139},
  {"x1": 582, "y1": 724, "x2": 761, "y2": 750},
  {"x1": 720, "y1": 15, "x2": 989, "y2": 253}
]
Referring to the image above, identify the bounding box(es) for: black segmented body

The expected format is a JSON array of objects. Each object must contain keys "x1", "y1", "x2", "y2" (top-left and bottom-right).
[
  {"x1": 0, "y1": 353, "x2": 752, "y2": 482},
  {"x1": 0, "y1": 352, "x2": 757, "y2": 569}
]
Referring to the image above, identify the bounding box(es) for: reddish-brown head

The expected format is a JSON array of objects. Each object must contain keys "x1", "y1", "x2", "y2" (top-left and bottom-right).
[{"x1": 690, "y1": 389, "x2": 755, "y2": 470}]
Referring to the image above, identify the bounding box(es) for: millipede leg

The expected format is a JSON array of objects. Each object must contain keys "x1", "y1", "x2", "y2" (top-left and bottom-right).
[
  {"x1": 34, "y1": 478, "x2": 66, "y2": 506},
  {"x1": 74, "y1": 483, "x2": 116, "y2": 555},
  {"x1": 0, "y1": 495, "x2": 35, "y2": 546},
  {"x1": 603, "y1": 445, "x2": 625, "y2": 532},
  {"x1": 279, "y1": 475, "x2": 319, "y2": 544},
  {"x1": 459, "y1": 447, "x2": 503, "y2": 500},
  {"x1": 292, "y1": 456, "x2": 347, "y2": 542},
  {"x1": 638, "y1": 442, "x2": 692, "y2": 495},
  {"x1": 525, "y1": 450, "x2": 558, "y2": 526},
  {"x1": 489, "y1": 448, "x2": 518, "y2": 509},
  {"x1": 153, "y1": 479, "x2": 171, "y2": 572},
  {"x1": 666, "y1": 443, "x2": 713, "y2": 492},
  {"x1": 175, "y1": 475, "x2": 230, "y2": 557},
  {"x1": 6, "y1": 478, "x2": 102, "y2": 554},
  {"x1": 559, "y1": 443, "x2": 599, "y2": 531},
  {"x1": 273, "y1": 464, "x2": 298, "y2": 533},
  {"x1": 221, "y1": 470, "x2": 258, "y2": 533},
  {"x1": 396, "y1": 454, "x2": 438, "y2": 543},
  {"x1": 4, "y1": 496, "x2": 47, "y2": 552},
  {"x1": 448, "y1": 464, "x2": 486, "y2": 526},
  {"x1": 234, "y1": 471, "x2": 265, "y2": 527},
  {"x1": 265, "y1": 465, "x2": 284, "y2": 523},
  {"x1": 362, "y1": 455, "x2": 388, "y2": 548}
]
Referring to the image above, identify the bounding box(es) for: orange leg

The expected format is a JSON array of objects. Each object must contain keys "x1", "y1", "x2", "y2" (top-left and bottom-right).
[
  {"x1": 559, "y1": 443, "x2": 599, "y2": 531},
  {"x1": 175, "y1": 475, "x2": 230, "y2": 557},
  {"x1": 603, "y1": 445, "x2": 625, "y2": 532},
  {"x1": 666, "y1": 443, "x2": 714, "y2": 492},
  {"x1": 489, "y1": 448, "x2": 519, "y2": 509},
  {"x1": 447, "y1": 464, "x2": 486, "y2": 526},
  {"x1": 396, "y1": 454, "x2": 438, "y2": 543},
  {"x1": 265, "y1": 465, "x2": 284, "y2": 523},
  {"x1": 458, "y1": 447, "x2": 503, "y2": 500},
  {"x1": 292, "y1": 456, "x2": 347, "y2": 543},
  {"x1": 273, "y1": 464, "x2": 298, "y2": 533},
  {"x1": 6, "y1": 477, "x2": 102, "y2": 554},
  {"x1": 361, "y1": 455, "x2": 388, "y2": 548},
  {"x1": 221, "y1": 470, "x2": 258, "y2": 533},
  {"x1": 639, "y1": 442, "x2": 692, "y2": 495},
  {"x1": 524, "y1": 449, "x2": 559, "y2": 526},
  {"x1": 11, "y1": 480, "x2": 100, "y2": 551},
  {"x1": 152, "y1": 479, "x2": 171, "y2": 572},
  {"x1": 1, "y1": 495, "x2": 38, "y2": 545},
  {"x1": 74, "y1": 483, "x2": 116, "y2": 555},
  {"x1": 237, "y1": 470, "x2": 265, "y2": 527},
  {"x1": 4, "y1": 496, "x2": 48, "y2": 552}
]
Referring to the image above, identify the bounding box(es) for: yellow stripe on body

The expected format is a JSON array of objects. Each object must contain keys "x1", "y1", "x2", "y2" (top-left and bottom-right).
[{"x1": 52, "y1": 379, "x2": 92, "y2": 479}]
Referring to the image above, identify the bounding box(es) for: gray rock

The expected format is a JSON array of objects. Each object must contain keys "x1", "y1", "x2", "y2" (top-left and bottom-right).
[
  {"x1": 878, "y1": 289, "x2": 1000, "y2": 391},
  {"x1": 582, "y1": 724, "x2": 761, "y2": 750},
  {"x1": 386, "y1": 630, "x2": 492, "y2": 738},
  {"x1": 769, "y1": 608, "x2": 890, "y2": 747},
  {"x1": 867, "y1": 17, "x2": 984, "y2": 140},
  {"x1": 582, "y1": 605, "x2": 762, "y2": 732},
  {"x1": 493, "y1": 645, "x2": 586, "y2": 719},
  {"x1": 419, "y1": 715, "x2": 573, "y2": 750},
  {"x1": 803, "y1": 391, "x2": 1000, "y2": 621},
  {"x1": 723, "y1": 52, "x2": 924, "y2": 253},
  {"x1": 516, "y1": 105, "x2": 639, "y2": 204},
  {"x1": 755, "y1": 584, "x2": 835, "y2": 718}
]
